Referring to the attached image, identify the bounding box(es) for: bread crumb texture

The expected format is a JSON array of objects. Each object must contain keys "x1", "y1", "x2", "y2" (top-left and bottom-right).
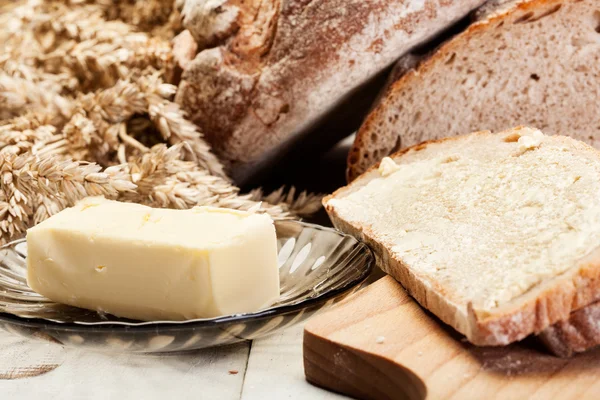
[{"x1": 329, "y1": 128, "x2": 600, "y2": 312}]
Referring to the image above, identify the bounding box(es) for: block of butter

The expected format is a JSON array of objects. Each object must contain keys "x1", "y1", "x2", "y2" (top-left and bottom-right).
[{"x1": 26, "y1": 197, "x2": 280, "y2": 321}]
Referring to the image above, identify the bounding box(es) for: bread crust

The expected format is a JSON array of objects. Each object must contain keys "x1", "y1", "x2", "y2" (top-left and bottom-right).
[
  {"x1": 347, "y1": 0, "x2": 572, "y2": 182},
  {"x1": 327, "y1": 128, "x2": 600, "y2": 346},
  {"x1": 176, "y1": 0, "x2": 486, "y2": 183}
]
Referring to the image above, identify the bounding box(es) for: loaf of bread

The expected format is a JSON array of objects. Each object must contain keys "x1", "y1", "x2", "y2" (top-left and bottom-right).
[
  {"x1": 347, "y1": 0, "x2": 600, "y2": 181},
  {"x1": 325, "y1": 127, "x2": 600, "y2": 347},
  {"x1": 174, "y1": 0, "x2": 486, "y2": 184}
]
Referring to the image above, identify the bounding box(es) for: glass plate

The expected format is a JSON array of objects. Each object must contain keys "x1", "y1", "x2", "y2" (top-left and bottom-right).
[{"x1": 0, "y1": 220, "x2": 373, "y2": 353}]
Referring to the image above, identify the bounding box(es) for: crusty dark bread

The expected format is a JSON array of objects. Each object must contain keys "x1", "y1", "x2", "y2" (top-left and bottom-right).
[
  {"x1": 326, "y1": 127, "x2": 600, "y2": 347},
  {"x1": 174, "y1": 0, "x2": 486, "y2": 184},
  {"x1": 347, "y1": 0, "x2": 600, "y2": 181}
]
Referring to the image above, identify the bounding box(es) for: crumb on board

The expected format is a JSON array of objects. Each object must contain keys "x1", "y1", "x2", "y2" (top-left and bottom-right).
[
  {"x1": 228, "y1": 370, "x2": 239, "y2": 375},
  {"x1": 376, "y1": 336, "x2": 385, "y2": 344}
]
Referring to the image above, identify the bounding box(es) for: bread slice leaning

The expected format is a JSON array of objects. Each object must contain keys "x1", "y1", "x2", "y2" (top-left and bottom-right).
[
  {"x1": 347, "y1": 0, "x2": 600, "y2": 181},
  {"x1": 539, "y1": 300, "x2": 600, "y2": 357},
  {"x1": 325, "y1": 127, "x2": 600, "y2": 346}
]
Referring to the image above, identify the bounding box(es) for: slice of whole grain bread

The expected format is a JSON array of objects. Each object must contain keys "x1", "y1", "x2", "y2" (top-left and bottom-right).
[
  {"x1": 347, "y1": 0, "x2": 600, "y2": 182},
  {"x1": 174, "y1": 0, "x2": 486, "y2": 184},
  {"x1": 325, "y1": 127, "x2": 600, "y2": 347}
]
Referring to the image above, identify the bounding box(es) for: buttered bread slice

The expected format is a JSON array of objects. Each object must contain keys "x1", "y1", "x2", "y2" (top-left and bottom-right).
[{"x1": 325, "y1": 127, "x2": 600, "y2": 346}]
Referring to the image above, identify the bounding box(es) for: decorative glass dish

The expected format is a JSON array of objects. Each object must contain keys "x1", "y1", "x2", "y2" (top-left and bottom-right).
[{"x1": 0, "y1": 220, "x2": 373, "y2": 353}]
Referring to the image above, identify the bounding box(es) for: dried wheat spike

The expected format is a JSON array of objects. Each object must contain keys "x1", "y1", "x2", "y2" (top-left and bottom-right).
[
  {"x1": 94, "y1": 0, "x2": 181, "y2": 38},
  {"x1": 0, "y1": 73, "x2": 72, "y2": 121},
  {"x1": 138, "y1": 72, "x2": 228, "y2": 179},
  {"x1": 0, "y1": 150, "x2": 135, "y2": 244},
  {"x1": 123, "y1": 143, "x2": 290, "y2": 217},
  {"x1": 1, "y1": 0, "x2": 175, "y2": 95},
  {"x1": 254, "y1": 187, "x2": 324, "y2": 218},
  {"x1": 0, "y1": 143, "x2": 297, "y2": 244}
]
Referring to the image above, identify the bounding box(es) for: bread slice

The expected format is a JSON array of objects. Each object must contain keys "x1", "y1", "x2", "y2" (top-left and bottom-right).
[
  {"x1": 347, "y1": 0, "x2": 600, "y2": 181},
  {"x1": 325, "y1": 127, "x2": 600, "y2": 346},
  {"x1": 175, "y1": 0, "x2": 486, "y2": 184},
  {"x1": 539, "y1": 300, "x2": 600, "y2": 357}
]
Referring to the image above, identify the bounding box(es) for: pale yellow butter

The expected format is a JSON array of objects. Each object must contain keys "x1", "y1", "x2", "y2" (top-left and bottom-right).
[
  {"x1": 378, "y1": 157, "x2": 401, "y2": 177},
  {"x1": 517, "y1": 128, "x2": 545, "y2": 153},
  {"x1": 26, "y1": 197, "x2": 280, "y2": 321}
]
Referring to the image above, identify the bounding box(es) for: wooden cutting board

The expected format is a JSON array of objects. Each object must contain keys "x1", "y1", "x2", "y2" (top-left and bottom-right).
[{"x1": 303, "y1": 276, "x2": 600, "y2": 400}]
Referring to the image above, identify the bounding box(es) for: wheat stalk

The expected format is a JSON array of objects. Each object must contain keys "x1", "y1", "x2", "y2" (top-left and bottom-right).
[
  {"x1": 0, "y1": 150, "x2": 135, "y2": 243},
  {"x1": 0, "y1": 144, "x2": 303, "y2": 244},
  {"x1": 1, "y1": 0, "x2": 175, "y2": 94},
  {"x1": 138, "y1": 71, "x2": 227, "y2": 178},
  {"x1": 257, "y1": 186, "x2": 324, "y2": 218}
]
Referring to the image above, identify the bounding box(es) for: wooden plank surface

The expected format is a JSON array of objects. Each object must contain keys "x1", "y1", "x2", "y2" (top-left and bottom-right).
[
  {"x1": 241, "y1": 323, "x2": 347, "y2": 400},
  {"x1": 0, "y1": 334, "x2": 251, "y2": 399},
  {"x1": 0, "y1": 323, "x2": 350, "y2": 399}
]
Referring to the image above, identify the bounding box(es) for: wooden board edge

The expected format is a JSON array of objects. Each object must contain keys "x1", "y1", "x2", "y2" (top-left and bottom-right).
[{"x1": 303, "y1": 328, "x2": 427, "y2": 400}]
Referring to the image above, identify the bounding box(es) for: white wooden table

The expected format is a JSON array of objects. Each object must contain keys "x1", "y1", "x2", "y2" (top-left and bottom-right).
[
  {"x1": 0, "y1": 320, "x2": 349, "y2": 399},
  {"x1": 0, "y1": 264, "x2": 384, "y2": 399}
]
